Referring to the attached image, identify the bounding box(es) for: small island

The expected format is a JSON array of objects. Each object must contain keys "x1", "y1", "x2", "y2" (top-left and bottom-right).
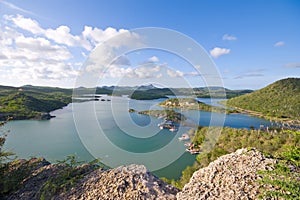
[
  {"x1": 138, "y1": 109, "x2": 186, "y2": 123},
  {"x1": 128, "y1": 108, "x2": 136, "y2": 113}
]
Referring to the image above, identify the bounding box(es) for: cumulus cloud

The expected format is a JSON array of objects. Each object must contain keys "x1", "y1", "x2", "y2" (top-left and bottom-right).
[
  {"x1": 45, "y1": 25, "x2": 90, "y2": 49},
  {"x1": 222, "y1": 34, "x2": 237, "y2": 41},
  {"x1": 274, "y1": 41, "x2": 285, "y2": 47},
  {"x1": 103, "y1": 64, "x2": 162, "y2": 79},
  {"x1": 6, "y1": 14, "x2": 139, "y2": 51},
  {"x1": 14, "y1": 35, "x2": 72, "y2": 61},
  {"x1": 4, "y1": 14, "x2": 43, "y2": 34},
  {"x1": 210, "y1": 47, "x2": 230, "y2": 58},
  {"x1": 0, "y1": 16, "x2": 78, "y2": 82},
  {"x1": 82, "y1": 26, "x2": 124, "y2": 47},
  {"x1": 147, "y1": 56, "x2": 159, "y2": 63},
  {"x1": 1, "y1": 14, "x2": 144, "y2": 85},
  {"x1": 167, "y1": 69, "x2": 184, "y2": 78},
  {"x1": 132, "y1": 65, "x2": 161, "y2": 79}
]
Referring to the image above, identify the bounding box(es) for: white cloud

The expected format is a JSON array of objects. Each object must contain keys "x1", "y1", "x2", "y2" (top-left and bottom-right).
[
  {"x1": 274, "y1": 41, "x2": 285, "y2": 47},
  {"x1": 132, "y1": 65, "x2": 161, "y2": 79},
  {"x1": 210, "y1": 47, "x2": 231, "y2": 58},
  {"x1": 5, "y1": 14, "x2": 43, "y2": 34},
  {"x1": 222, "y1": 34, "x2": 237, "y2": 41},
  {"x1": 84, "y1": 31, "x2": 143, "y2": 74},
  {"x1": 147, "y1": 56, "x2": 159, "y2": 63},
  {"x1": 104, "y1": 64, "x2": 162, "y2": 79},
  {"x1": 82, "y1": 26, "x2": 141, "y2": 50},
  {"x1": 0, "y1": 16, "x2": 77, "y2": 83},
  {"x1": 1, "y1": 14, "x2": 144, "y2": 86},
  {"x1": 82, "y1": 26, "x2": 118, "y2": 46},
  {"x1": 14, "y1": 35, "x2": 72, "y2": 61},
  {"x1": 6, "y1": 15, "x2": 139, "y2": 51},
  {"x1": 45, "y1": 25, "x2": 89, "y2": 49},
  {"x1": 167, "y1": 69, "x2": 184, "y2": 78}
]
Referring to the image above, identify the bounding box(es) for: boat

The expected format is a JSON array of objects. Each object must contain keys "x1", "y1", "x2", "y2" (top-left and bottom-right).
[
  {"x1": 158, "y1": 120, "x2": 177, "y2": 132},
  {"x1": 185, "y1": 142, "x2": 201, "y2": 154},
  {"x1": 178, "y1": 133, "x2": 190, "y2": 141},
  {"x1": 185, "y1": 148, "x2": 201, "y2": 154},
  {"x1": 184, "y1": 142, "x2": 191, "y2": 147},
  {"x1": 169, "y1": 127, "x2": 177, "y2": 132}
]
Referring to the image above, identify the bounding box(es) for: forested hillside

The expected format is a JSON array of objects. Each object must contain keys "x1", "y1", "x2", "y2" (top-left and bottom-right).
[
  {"x1": 226, "y1": 78, "x2": 300, "y2": 120},
  {"x1": 0, "y1": 86, "x2": 72, "y2": 120}
]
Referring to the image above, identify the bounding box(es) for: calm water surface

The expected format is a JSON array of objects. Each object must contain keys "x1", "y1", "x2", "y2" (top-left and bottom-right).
[{"x1": 4, "y1": 97, "x2": 271, "y2": 179}]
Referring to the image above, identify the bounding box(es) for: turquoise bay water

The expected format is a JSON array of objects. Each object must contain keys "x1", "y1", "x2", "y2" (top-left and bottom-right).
[{"x1": 4, "y1": 97, "x2": 271, "y2": 179}]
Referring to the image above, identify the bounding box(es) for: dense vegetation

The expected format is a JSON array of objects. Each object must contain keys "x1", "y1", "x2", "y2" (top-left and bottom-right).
[
  {"x1": 258, "y1": 145, "x2": 300, "y2": 199},
  {"x1": 0, "y1": 85, "x2": 72, "y2": 120},
  {"x1": 138, "y1": 109, "x2": 186, "y2": 123},
  {"x1": 226, "y1": 78, "x2": 300, "y2": 121},
  {"x1": 163, "y1": 126, "x2": 300, "y2": 190},
  {"x1": 159, "y1": 98, "x2": 238, "y2": 114},
  {"x1": 0, "y1": 84, "x2": 250, "y2": 120},
  {"x1": 95, "y1": 85, "x2": 252, "y2": 99},
  {"x1": 0, "y1": 120, "x2": 14, "y2": 197},
  {"x1": 36, "y1": 156, "x2": 101, "y2": 199},
  {"x1": 130, "y1": 90, "x2": 168, "y2": 100}
]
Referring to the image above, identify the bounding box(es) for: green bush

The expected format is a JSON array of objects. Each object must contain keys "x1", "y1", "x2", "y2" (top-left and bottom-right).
[
  {"x1": 258, "y1": 146, "x2": 300, "y2": 199},
  {"x1": 166, "y1": 127, "x2": 300, "y2": 190}
]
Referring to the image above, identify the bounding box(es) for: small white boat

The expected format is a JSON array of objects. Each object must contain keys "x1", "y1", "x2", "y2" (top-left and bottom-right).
[
  {"x1": 169, "y1": 127, "x2": 177, "y2": 132},
  {"x1": 184, "y1": 142, "x2": 191, "y2": 147},
  {"x1": 178, "y1": 133, "x2": 190, "y2": 141},
  {"x1": 185, "y1": 147, "x2": 201, "y2": 154}
]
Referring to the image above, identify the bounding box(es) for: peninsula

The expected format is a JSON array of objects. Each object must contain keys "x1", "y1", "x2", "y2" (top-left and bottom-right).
[{"x1": 159, "y1": 98, "x2": 238, "y2": 114}]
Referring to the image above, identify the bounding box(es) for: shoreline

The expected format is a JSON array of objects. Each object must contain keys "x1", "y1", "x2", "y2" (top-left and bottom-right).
[{"x1": 224, "y1": 105, "x2": 300, "y2": 127}]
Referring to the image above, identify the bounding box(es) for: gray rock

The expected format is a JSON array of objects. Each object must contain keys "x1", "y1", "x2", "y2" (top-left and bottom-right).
[
  {"x1": 58, "y1": 164, "x2": 179, "y2": 200},
  {"x1": 5, "y1": 161, "x2": 178, "y2": 200},
  {"x1": 176, "y1": 148, "x2": 276, "y2": 200},
  {"x1": 4, "y1": 148, "x2": 278, "y2": 200}
]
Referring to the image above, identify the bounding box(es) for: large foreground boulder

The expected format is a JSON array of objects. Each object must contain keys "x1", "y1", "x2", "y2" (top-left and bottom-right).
[
  {"x1": 176, "y1": 148, "x2": 276, "y2": 200},
  {"x1": 59, "y1": 164, "x2": 179, "y2": 200},
  {"x1": 4, "y1": 160, "x2": 178, "y2": 200}
]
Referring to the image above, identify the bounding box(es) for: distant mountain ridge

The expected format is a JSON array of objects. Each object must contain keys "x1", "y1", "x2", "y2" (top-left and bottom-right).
[
  {"x1": 0, "y1": 84, "x2": 252, "y2": 120},
  {"x1": 226, "y1": 78, "x2": 300, "y2": 121}
]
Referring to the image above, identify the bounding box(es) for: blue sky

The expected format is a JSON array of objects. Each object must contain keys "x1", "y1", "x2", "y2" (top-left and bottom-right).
[{"x1": 0, "y1": 0, "x2": 299, "y2": 89}]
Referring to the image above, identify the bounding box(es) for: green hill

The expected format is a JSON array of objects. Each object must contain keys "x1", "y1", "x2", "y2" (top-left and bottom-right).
[
  {"x1": 226, "y1": 78, "x2": 300, "y2": 121},
  {"x1": 0, "y1": 86, "x2": 72, "y2": 120},
  {"x1": 159, "y1": 98, "x2": 237, "y2": 114}
]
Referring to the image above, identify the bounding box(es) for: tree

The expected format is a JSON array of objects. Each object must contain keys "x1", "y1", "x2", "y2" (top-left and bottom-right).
[{"x1": 0, "y1": 119, "x2": 14, "y2": 165}]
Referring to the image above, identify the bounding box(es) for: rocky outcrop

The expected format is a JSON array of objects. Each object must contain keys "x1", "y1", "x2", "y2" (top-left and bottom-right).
[
  {"x1": 60, "y1": 164, "x2": 179, "y2": 200},
  {"x1": 3, "y1": 148, "x2": 277, "y2": 200},
  {"x1": 4, "y1": 160, "x2": 178, "y2": 200},
  {"x1": 176, "y1": 148, "x2": 276, "y2": 200}
]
